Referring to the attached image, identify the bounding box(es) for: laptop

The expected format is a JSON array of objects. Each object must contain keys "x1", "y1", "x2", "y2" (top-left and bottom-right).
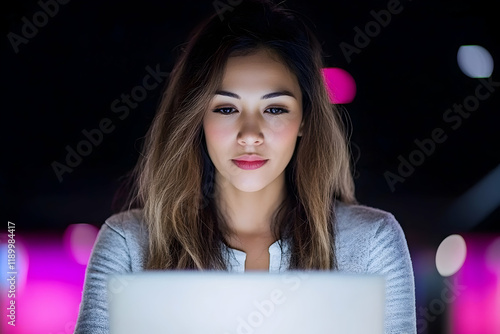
[{"x1": 107, "y1": 271, "x2": 385, "y2": 334}]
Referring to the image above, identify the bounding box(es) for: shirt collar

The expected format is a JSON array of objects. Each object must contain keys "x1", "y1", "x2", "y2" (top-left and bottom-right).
[{"x1": 224, "y1": 239, "x2": 290, "y2": 273}]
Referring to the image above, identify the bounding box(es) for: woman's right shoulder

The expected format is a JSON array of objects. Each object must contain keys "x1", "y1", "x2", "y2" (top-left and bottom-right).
[
  {"x1": 95, "y1": 208, "x2": 148, "y2": 271},
  {"x1": 103, "y1": 208, "x2": 146, "y2": 237}
]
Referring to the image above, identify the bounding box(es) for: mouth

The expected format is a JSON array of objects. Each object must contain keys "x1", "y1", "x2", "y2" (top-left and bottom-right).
[{"x1": 232, "y1": 159, "x2": 268, "y2": 170}]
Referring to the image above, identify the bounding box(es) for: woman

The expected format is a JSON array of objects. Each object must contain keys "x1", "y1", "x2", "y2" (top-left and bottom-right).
[{"x1": 75, "y1": 0, "x2": 416, "y2": 332}]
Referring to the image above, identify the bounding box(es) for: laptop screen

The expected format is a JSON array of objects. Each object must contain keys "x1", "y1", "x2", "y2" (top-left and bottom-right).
[{"x1": 107, "y1": 271, "x2": 385, "y2": 334}]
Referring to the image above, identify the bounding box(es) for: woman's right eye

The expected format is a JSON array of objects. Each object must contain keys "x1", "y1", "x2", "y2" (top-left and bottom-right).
[{"x1": 213, "y1": 107, "x2": 237, "y2": 115}]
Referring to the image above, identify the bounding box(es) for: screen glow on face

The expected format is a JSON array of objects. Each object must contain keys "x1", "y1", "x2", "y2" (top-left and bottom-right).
[{"x1": 203, "y1": 48, "x2": 303, "y2": 194}]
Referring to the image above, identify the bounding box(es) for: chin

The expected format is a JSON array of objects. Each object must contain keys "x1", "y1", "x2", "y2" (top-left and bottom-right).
[{"x1": 232, "y1": 181, "x2": 268, "y2": 193}]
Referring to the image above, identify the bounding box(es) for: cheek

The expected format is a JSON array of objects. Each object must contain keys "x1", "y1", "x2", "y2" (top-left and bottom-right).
[
  {"x1": 203, "y1": 118, "x2": 232, "y2": 151},
  {"x1": 264, "y1": 126, "x2": 300, "y2": 164},
  {"x1": 268, "y1": 118, "x2": 301, "y2": 144}
]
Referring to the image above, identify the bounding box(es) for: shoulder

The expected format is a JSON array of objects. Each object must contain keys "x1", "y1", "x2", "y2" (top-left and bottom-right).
[
  {"x1": 95, "y1": 208, "x2": 148, "y2": 271},
  {"x1": 334, "y1": 199, "x2": 396, "y2": 229},
  {"x1": 103, "y1": 208, "x2": 147, "y2": 239},
  {"x1": 74, "y1": 209, "x2": 148, "y2": 333},
  {"x1": 333, "y1": 200, "x2": 407, "y2": 272},
  {"x1": 333, "y1": 199, "x2": 401, "y2": 242},
  {"x1": 333, "y1": 200, "x2": 416, "y2": 331}
]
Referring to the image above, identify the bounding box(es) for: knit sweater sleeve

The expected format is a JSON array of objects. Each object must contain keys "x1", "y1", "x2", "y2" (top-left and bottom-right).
[
  {"x1": 73, "y1": 221, "x2": 132, "y2": 334},
  {"x1": 367, "y1": 214, "x2": 417, "y2": 334}
]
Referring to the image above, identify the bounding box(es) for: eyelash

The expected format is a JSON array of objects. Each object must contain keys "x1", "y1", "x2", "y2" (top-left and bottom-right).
[{"x1": 212, "y1": 107, "x2": 289, "y2": 115}]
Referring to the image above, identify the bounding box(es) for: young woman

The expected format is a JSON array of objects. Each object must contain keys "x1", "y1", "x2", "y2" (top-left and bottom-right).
[{"x1": 75, "y1": 0, "x2": 416, "y2": 332}]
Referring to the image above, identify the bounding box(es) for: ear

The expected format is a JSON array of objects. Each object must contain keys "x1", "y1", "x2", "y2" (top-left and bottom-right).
[{"x1": 298, "y1": 120, "x2": 304, "y2": 137}]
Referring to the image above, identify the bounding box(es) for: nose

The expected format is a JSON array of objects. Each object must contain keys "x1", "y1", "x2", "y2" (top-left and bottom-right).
[{"x1": 237, "y1": 113, "x2": 264, "y2": 146}]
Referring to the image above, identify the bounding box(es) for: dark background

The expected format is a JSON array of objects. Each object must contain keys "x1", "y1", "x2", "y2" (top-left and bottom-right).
[{"x1": 2, "y1": 0, "x2": 499, "y2": 332}]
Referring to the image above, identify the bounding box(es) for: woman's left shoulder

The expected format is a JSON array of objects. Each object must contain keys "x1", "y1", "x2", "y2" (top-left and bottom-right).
[
  {"x1": 333, "y1": 199, "x2": 401, "y2": 236},
  {"x1": 332, "y1": 199, "x2": 409, "y2": 271},
  {"x1": 333, "y1": 200, "x2": 416, "y2": 332}
]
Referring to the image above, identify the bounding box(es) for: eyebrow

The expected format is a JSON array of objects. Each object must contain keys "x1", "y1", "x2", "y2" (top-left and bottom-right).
[{"x1": 214, "y1": 90, "x2": 297, "y2": 100}]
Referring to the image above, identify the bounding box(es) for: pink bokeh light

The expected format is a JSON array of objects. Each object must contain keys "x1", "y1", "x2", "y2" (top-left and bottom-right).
[
  {"x1": 321, "y1": 67, "x2": 357, "y2": 104},
  {"x1": 12, "y1": 281, "x2": 81, "y2": 334},
  {"x1": 63, "y1": 223, "x2": 99, "y2": 265},
  {"x1": 1, "y1": 231, "x2": 98, "y2": 334},
  {"x1": 450, "y1": 234, "x2": 500, "y2": 334}
]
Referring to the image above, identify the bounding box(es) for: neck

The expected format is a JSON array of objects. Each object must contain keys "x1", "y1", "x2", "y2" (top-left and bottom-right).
[{"x1": 215, "y1": 172, "x2": 286, "y2": 242}]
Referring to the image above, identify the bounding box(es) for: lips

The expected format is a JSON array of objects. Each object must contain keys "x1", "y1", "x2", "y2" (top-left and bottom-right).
[
  {"x1": 231, "y1": 154, "x2": 267, "y2": 170},
  {"x1": 233, "y1": 154, "x2": 267, "y2": 161},
  {"x1": 232, "y1": 159, "x2": 268, "y2": 170},
  {"x1": 232, "y1": 154, "x2": 268, "y2": 170}
]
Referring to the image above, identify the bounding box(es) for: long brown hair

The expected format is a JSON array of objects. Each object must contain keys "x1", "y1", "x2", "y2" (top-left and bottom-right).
[{"x1": 121, "y1": 0, "x2": 357, "y2": 270}]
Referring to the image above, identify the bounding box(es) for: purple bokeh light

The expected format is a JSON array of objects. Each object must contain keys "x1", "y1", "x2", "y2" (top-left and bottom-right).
[{"x1": 321, "y1": 67, "x2": 357, "y2": 104}]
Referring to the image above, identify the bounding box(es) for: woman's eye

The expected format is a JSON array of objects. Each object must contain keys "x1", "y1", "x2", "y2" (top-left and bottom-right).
[
  {"x1": 213, "y1": 107, "x2": 236, "y2": 114},
  {"x1": 265, "y1": 107, "x2": 289, "y2": 115},
  {"x1": 213, "y1": 107, "x2": 289, "y2": 115}
]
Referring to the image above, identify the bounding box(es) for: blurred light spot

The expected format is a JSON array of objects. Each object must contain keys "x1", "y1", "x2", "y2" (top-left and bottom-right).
[
  {"x1": 450, "y1": 234, "x2": 500, "y2": 334},
  {"x1": 0, "y1": 235, "x2": 29, "y2": 292},
  {"x1": 1, "y1": 233, "x2": 91, "y2": 333},
  {"x1": 457, "y1": 45, "x2": 494, "y2": 78},
  {"x1": 436, "y1": 234, "x2": 467, "y2": 277},
  {"x1": 11, "y1": 281, "x2": 80, "y2": 334},
  {"x1": 441, "y1": 164, "x2": 500, "y2": 231},
  {"x1": 321, "y1": 67, "x2": 356, "y2": 104},
  {"x1": 485, "y1": 237, "x2": 500, "y2": 272},
  {"x1": 63, "y1": 224, "x2": 99, "y2": 265}
]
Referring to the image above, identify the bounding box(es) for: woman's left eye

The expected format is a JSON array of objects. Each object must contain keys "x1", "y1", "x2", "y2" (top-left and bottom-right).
[{"x1": 265, "y1": 107, "x2": 289, "y2": 115}]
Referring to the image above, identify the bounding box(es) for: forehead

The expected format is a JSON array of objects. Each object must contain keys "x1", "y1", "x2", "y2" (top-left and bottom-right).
[{"x1": 219, "y1": 48, "x2": 301, "y2": 94}]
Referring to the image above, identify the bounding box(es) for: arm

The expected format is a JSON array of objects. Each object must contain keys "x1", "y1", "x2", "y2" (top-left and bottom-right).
[
  {"x1": 74, "y1": 222, "x2": 132, "y2": 334},
  {"x1": 367, "y1": 214, "x2": 417, "y2": 334}
]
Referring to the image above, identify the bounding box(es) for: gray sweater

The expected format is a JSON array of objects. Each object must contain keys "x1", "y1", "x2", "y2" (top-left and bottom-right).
[{"x1": 74, "y1": 200, "x2": 417, "y2": 333}]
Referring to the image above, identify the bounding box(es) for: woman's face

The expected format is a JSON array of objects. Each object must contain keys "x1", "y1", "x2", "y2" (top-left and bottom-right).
[{"x1": 203, "y1": 48, "x2": 303, "y2": 193}]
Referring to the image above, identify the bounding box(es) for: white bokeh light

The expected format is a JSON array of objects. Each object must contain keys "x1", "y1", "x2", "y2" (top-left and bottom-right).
[
  {"x1": 435, "y1": 234, "x2": 467, "y2": 277},
  {"x1": 457, "y1": 45, "x2": 494, "y2": 78}
]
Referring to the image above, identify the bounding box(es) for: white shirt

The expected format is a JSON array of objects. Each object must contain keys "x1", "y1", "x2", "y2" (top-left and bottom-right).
[{"x1": 225, "y1": 239, "x2": 289, "y2": 273}]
